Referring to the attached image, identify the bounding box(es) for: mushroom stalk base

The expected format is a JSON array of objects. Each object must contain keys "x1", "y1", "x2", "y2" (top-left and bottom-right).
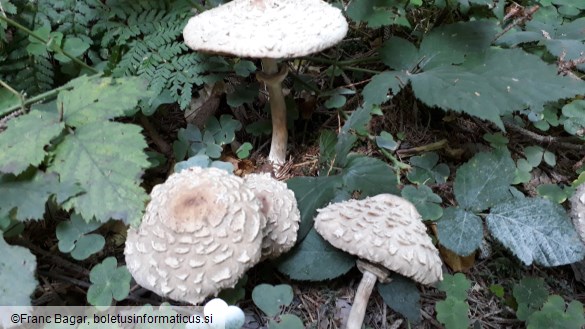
[
  {"x1": 258, "y1": 58, "x2": 288, "y2": 166},
  {"x1": 346, "y1": 270, "x2": 377, "y2": 329}
]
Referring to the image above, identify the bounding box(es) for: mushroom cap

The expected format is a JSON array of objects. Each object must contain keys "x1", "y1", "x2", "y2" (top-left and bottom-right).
[
  {"x1": 244, "y1": 173, "x2": 300, "y2": 259},
  {"x1": 124, "y1": 167, "x2": 265, "y2": 304},
  {"x1": 569, "y1": 183, "x2": 585, "y2": 244},
  {"x1": 183, "y1": 0, "x2": 348, "y2": 59},
  {"x1": 314, "y1": 194, "x2": 443, "y2": 285}
]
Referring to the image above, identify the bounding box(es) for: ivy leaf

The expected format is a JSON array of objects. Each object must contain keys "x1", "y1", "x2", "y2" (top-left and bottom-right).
[
  {"x1": 526, "y1": 296, "x2": 585, "y2": 329},
  {"x1": 56, "y1": 214, "x2": 105, "y2": 260},
  {"x1": 436, "y1": 207, "x2": 483, "y2": 256},
  {"x1": 52, "y1": 122, "x2": 150, "y2": 224},
  {"x1": 276, "y1": 228, "x2": 355, "y2": 281},
  {"x1": 513, "y1": 277, "x2": 549, "y2": 321},
  {"x1": 486, "y1": 197, "x2": 585, "y2": 266},
  {"x1": 378, "y1": 275, "x2": 422, "y2": 324},
  {"x1": 406, "y1": 152, "x2": 450, "y2": 185},
  {"x1": 454, "y1": 149, "x2": 516, "y2": 212},
  {"x1": 87, "y1": 257, "x2": 131, "y2": 307},
  {"x1": 0, "y1": 171, "x2": 81, "y2": 221},
  {"x1": 58, "y1": 76, "x2": 149, "y2": 126},
  {"x1": 401, "y1": 185, "x2": 443, "y2": 221},
  {"x1": 435, "y1": 297, "x2": 470, "y2": 329},
  {"x1": 0, "y1": 236, "x2": 37, "y2": 306},
  {"x1": 0, "y1": 110, "x2": 64, "y2": 175}
]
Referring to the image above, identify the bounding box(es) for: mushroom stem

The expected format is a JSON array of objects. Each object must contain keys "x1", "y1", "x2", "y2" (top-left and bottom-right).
[
  {"x1": 346, "y1": 260, "x2": 391, "y2": 329},
  {"x1": 258, "y1": 58, "x2": 288, "y2": 166}
]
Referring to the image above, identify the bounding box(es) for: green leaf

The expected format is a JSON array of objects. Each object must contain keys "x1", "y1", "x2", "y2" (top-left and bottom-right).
[
  {"x1": 346, "y1": 0, "x2": 409, "y2": 28},
  {"x1": 562, "y1": 100, "x2": 585, "y2": 135},
  {"x1": 226, "y1": 83, "x2": 258, "y2": 107},
  {"x1": 218, "y1": 275, "x2": 247, "y2": 305},
  {"x1": 0, "y1": 88, "x2": 20, "y2": 116},
  {"x1": 236, "y1": 142, "x2": 253, "y2": 159},
  {"x1": 454, "y1": 149, "x2": 516, "y2": 212},
  {"x1": 87, "y1": 257, "x2": 131, "y2": 307},
  {"x1": 524, "y1": 146, "x2": 544, "y2": 167},
  {"x1": 514, "y1": 158, "x2": 533, "y2": 184},
  {"x1": 52, "y1": 122, "x2": 150, "y2": 224},
  {"x1": 324, "y1": 94, "x2": 346, "y2": 109},
  {"x1": 58, "y1": 77, "x2": 149, "y2": 126},
  {"x1": 483, "y1": 132, "x2": 509, "y2": 147},
  {"x1": 436, "y1": 207, "x2": 483, "y2": 256},
  {"x1": 54, "y1": 37, "x2": 90, "y2": 63},
  {"x1": 435, "y1": 297, "x2": 470, "y2": 329},
  {"x1": 513, "y1": 277, "x2": 549, "y2": 321},
  {"x1": 536, "y1": 184, "x2": 570, "y2": 203},
  {"x1": 0, "y1": 236, "x2": 37, "y2": 306},
  {"x1": 0, "y1": 110, "x2": 64, "y2": 175},
  {"x1": 526, "y1": 296, "x2": 585, "y2": 329},
  {"x1": 407, "y1": 152, "x2": 450, "y2": 185},
  {"x1": 362, "y1": 71, "x2": 406, "y2": 106},
  {"x1": 486, "y1": 197, "x2": 585, "y2": 266},
  {"x1": 489, "y1": 284, "x2": 505, "y2": 299},
  {"x1": 233, "y1": 60, "x2": 256, "y2": 77},
  {"x1": 335, "y1": 106, "x2": 374, "y2": 166},
  {"x1": 378, "y1": 275, "x2": 422, "y2": 324},
  {"x1": 380, "y1": 37, "x2": 420, "y2": 71},
  {"x1": 375, "y1": 131, "x2": 399, "y2": 151},
  {"x1": 269, "y1": 314, "x2": 304, "y2": 329},
  {"x1": 56, "y1": 214, "x2": 105, "y2": 260},
  {"x1": 276, "y1": 228, "x2": 355, "y2": 281},
  {"x1": 543, "y1": 151, "x2": 556, "y2": 166},
  {"x1": 206, "y1": 114, "x2": 242, "y2": 145},
  {"x1": 341, "y1": 155, "x2": 399, "y2": 197},
  {"x1": 401, "y1": 185, "x2": 443, "y2": 221},
  {"x1": 251, "y1": 284, "x2": 293, "y2": 317},
  {"x1": 0, "y1": 171, "x2": 80, "y2": 221},
  {"x1": 437, "y1": 273, "x2": 471, "y2": 300}
]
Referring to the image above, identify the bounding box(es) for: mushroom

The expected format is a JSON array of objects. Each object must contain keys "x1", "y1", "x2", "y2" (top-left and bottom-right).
[
  {"x1": 569, "y1": 183, "x2": 585, "y2": 244},
  {"x1": 244, "y1": 173, "x2": 300, "y2": 259},
  {"x1": 124, "y1": 167, "x2": 266, "y2": 304},
  {"x1": 182, "y1": 0, "x2": 348, "y2": 166},
  {"x1": 313, "y1": 194, "x2": 443, "y2": 329}
]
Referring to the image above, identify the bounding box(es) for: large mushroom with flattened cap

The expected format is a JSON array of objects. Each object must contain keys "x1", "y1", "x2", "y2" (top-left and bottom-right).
[
  {"x1": 314, "y1": 194, "x2": 443, "y2": 329},
  {"x1": 124, "y1": 167, "x2": 265, "y2": 304},
  {"x1": 570, "y1": 183, "x2": 585, "y2": 244},
  {"x1": 183, "y1": 0, "x2": 348, "y2": 166}
]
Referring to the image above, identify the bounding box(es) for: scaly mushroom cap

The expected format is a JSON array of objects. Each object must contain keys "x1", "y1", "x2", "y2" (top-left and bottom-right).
[
  {"x1": 314, "y1": 194, "x2": 443, "y2": 285},
  {"x1": 244, "y1": 173, "x2": 300, "y2": 259},
  {"x1": 569, "y1": 183, "x2": 585, "y2": 244},
  {"x1": 124, "y1": 167, "x2": 265, "y2": 304},
  {"x1": 183, "y1": 0, "x2": 348, "y2": 59}
]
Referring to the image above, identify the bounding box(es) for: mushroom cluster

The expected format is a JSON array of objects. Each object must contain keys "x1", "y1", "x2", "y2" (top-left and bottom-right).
[
  {"x1": 183, "y1": 0, "x2": 348, "y2": 166},
  {"x1": 314, "y1": 194, "x2": 443, "y2": 329},
  {"x1": 125, "y1": 167, "x2": 300, "y2": 304}
]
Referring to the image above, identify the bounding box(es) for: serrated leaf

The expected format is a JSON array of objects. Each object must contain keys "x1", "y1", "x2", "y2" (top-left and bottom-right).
[
  {"x1": 0, "y1": 110, "x2": 64, "y2": 175},
  {"x1": 378, "y1": 275, "x2": 421, "y2": 324},
  {"x1": 58, "y1": 77, "x2": 149, "y2": 126},
  {"x1": 527, "y1": 296, "x2": 585, "y2": 329},
  {"x1": 251, "y1": 284, "x2": 293, "y2": 317},
  {"x1": 87, "y1": 257, "x2": 131, "y2": 307},
  {"x1": 513, "y1": 277, "x2": 549, "y2": 321},
  {"x1": 437, "y1": 273, "x2": 471, "y2": 300},
  {"x1": 454, "y1": 149, "x2": 515, "y2": 212},
  {"x1": 401, "y1": 185, "x2": 443, "y2": 220},
  {"x1": 56, "y1": 214, "x2": 105, "y2": 260},
  {"x1": 407, "y1": 152, "x2": 449, "y2": 185},
  {"x1": 0, "y1": 236, "x2": 37, "y2": 306},
  {"x1": 0, "y1": 171, "x2": 81, "y2": 221},
  {"x1": 437, "y1": 207, "x2": 483, "y2": 256},
  {"x1": 276, "y1": 228, "x2": 355, "y2": 281},
  {"x1": 435, "y1": 297, "x2": 470, "y2": 329},
  {"x1": 52, "y1": 122, "x2": 149, "y2": 224},
  {"x1": 486, "y1": 197, "x2": 585, "y2": 266}
]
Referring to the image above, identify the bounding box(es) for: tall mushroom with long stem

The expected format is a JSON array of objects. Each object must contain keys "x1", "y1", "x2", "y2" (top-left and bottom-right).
[
  {"x1": 314, "y1": 194, "x2": 443, "y2": 329},
  {"x1": 183, "y1": 0, "x2": 348, "y2": 166}
]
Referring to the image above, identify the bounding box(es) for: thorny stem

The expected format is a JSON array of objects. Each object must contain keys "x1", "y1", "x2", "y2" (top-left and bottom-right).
[
  {"x1": 257, "y1": 58, "x2": 288, "y2": 166},
  {"x1": 0, "y1": 15, "x2": 98, "y2": 74}
]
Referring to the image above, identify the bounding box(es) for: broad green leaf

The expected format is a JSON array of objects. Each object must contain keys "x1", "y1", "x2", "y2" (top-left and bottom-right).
[
  {"x1": 536, "y1": 184, "x2": 570, "y2": 203},
  {"x1": 0, "y1": 88, "x2": 20, "y2": 116},
  {"x1": 52, "y1": 122, "x2": 150, "y2": 224},
  {"x1": 54, "y1": 37, "x2": 90, "y2": 63},
  {"x1": 341, "y1": 155, "x2": 399, "y2": 197},
  {"x1": 251, "y1": 284, "x2": 293, "y2": 317},
  {"x1": 319, "y1": 130, "x2": 338, "y2": 165},
  {"x1": 437, "y1": 273, "x2": 471, "y2": 301},
  {"x1": 513, "y1": 277, "x2": 549, "y2": 321},
  {"x1": 0, "y1": 110, "x2": 64, "y2": 175},
  {"x1": 0, "y1": 171, "x2": 80, "y2": 221},
  {"x1": 335, "y1": 106, "x2": 374, "y2": 166},
  {"x1": 226, "y1": 83, "x2": 258, "y2": 107},
  {"x1": 0, "y1": 236, "x2": 37, "y2": 306},
  {"x1": 526, "y1": 296, "x2": 585, "y2": 329},
  {"x1": 407, "y1": 152, "x2": 450, "y2": 185},
  {"x1": 435, "y1": 297, "x2": 470, "y2": 329},
  {"x1": 436, "y1": 207, "x2": 483, "y2": 256},
  {"x1": 561, "y1": 100, "x2": 585, "y2": 136},
  {"x1": 411, "y1": 48, "x2": 585, "y2": 129},
  {"x1": 269, "y1": 314, "x2": 304, "y2": 329},
  {"x1": 375, "y1": 131, "x2": 399, "y2": 151},
  {"x1": 380, "y1": 37, "x2": 420, "y2": 70},
  {"x1": 378, "y1": 275, "x2": 421, "y2": 324},
  {"x1": 346, "y1": 0, "x2": 409, "y2": 28},
  {"x1": 362, "y1": 71, "x2": 406, "y2": 106},
  {"x1": 87, "y1": 257, "x2": 131, "y2": 307},
  {"x1": 401, "y1": 185, "x2": 443, "y2": 221},
  {"x1": 486, "y1": 198, "x2": 585, "y2": 266},
  {"x1": 454, "y1": 149, "x2": 515, "y2": 212},
  {"x1": 287, "y1": 176, "x2": 343, "y2": 240},
  {"x1": 56, "y1": 214, "x2": 105, "y2": 260},
  {"x1": 524, "y1": 146, "x2": 544, "y2": 167},
  {"x1": 58, "y1": 76, "x2": 148, "y2": 126},
  {"x1": 233, "y1": 60, "x2": 256, "y2": 77},
  {"x1": 276, "y1": 228, "x2": 355, "y2": 281}
]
